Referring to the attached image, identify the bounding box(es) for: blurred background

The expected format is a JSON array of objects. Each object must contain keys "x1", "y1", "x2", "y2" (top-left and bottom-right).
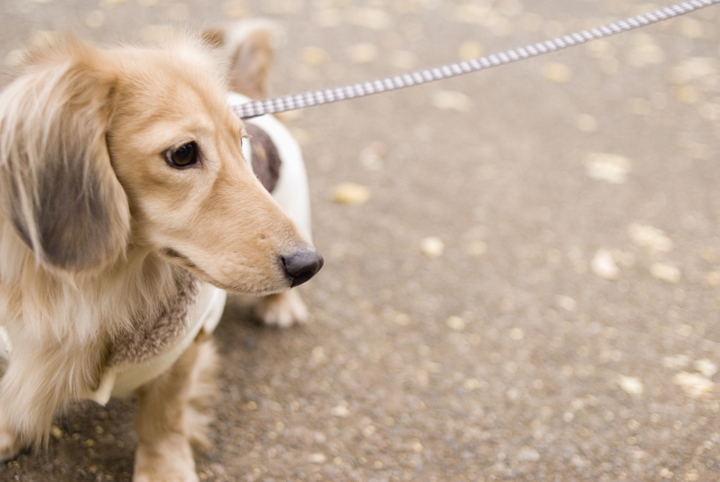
[{"x1": 1, "y1": 0, "x2": 719, "y2": 480}]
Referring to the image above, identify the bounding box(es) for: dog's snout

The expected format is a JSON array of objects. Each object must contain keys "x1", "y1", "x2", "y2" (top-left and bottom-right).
[{"x1": 280, "y1": 249, "x2": 324, "y2": 287}]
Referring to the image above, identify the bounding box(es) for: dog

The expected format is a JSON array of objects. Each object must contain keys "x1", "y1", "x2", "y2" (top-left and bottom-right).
[{"x1": 0, "y1": 21, "x2": 321, "y2": 481}]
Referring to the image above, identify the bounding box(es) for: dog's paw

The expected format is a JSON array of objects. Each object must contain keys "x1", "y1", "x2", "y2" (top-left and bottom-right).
[
  {"x1": 134, "y1": 441, "x2": 198, "y2": 482},
  {"x1": 0, "y1": 425, "x2": 22, "y2": 462},
  {"x1": 133, "y1": 471, "x2": 198, "y2": 482},
  {"x1": 255, "y1": 290, "x2": 308, "y2": 328}
]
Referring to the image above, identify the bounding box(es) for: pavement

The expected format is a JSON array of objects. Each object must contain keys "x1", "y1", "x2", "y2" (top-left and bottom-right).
[{"x1": 1, "y1": 0, "x2": 719, "y2": 481}]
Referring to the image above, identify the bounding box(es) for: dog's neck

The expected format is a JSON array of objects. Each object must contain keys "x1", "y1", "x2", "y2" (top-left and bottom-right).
[{"x1": 108, "y1": 266, "x2": 200, "y2": 366}]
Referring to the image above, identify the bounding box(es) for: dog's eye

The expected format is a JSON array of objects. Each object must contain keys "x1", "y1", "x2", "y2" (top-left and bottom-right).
[{"x1": 166, "y1": 142, "x2": 199, "y2": 169}]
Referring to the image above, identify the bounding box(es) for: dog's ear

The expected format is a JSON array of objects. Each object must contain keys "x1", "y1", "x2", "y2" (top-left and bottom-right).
[
  {"x1": 204, "y1": 21, "x2": 279, "y2": 100},
  {"x1": 0, "y1": 39, "x2": 130, "y2": 272}
]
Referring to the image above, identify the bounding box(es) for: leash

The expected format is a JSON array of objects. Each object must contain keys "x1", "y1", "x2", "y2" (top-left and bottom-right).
[{"x1": 235, "y1": 0, "x2": 719, "y2": 120}]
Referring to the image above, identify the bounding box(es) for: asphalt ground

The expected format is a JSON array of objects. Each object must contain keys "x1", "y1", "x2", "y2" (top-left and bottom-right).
[{"x1": 0, "y1": 0, "x2": 719, "y2": 481}]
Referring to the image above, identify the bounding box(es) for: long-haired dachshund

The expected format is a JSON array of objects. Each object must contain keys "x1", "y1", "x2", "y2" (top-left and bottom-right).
[{"x1": 0, "y1": 21, "x2": 321, "y2": 481}]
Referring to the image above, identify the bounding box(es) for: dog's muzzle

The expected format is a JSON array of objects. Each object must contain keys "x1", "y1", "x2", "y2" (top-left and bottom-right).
[{"x1": 280, "y1": 250, "x2": 323, "y2": 287}]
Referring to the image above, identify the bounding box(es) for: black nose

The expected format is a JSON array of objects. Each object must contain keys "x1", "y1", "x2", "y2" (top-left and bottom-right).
[{"x1": 280, "y1": 249, "x2": 324, "y2": 287}]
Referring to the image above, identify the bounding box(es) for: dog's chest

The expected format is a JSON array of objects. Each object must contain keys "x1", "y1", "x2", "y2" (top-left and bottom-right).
[{"x1": 110, "y1": 270, "x2": 200, "y2": 366}]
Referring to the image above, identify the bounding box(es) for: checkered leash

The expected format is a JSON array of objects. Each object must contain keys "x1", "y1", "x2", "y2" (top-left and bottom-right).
[{"x1": 235, "y1": 0, "x2": 719, "y2": 119}]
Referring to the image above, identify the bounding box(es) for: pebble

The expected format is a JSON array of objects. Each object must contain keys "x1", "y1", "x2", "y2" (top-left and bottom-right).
[
  {"x1": 332, "y1": 182, "x2": 370, "y2": 205},
  {"x1": 331, "y1": 403, "x2": 350, "y2": 417},
  {"x1": 649, "y1": 262, "x2": 681, "y2": 283},
  {"x1": 627, "y1": 224, "x2": 673, "y2": 255},
  {"x1": 421, "y1": 237, "x2": 445, "y2": 257},
  {"x1": 617, "y1": 375, "x2": 644, "y2": 396},
  {"x1": 592, "y1": 249, "x2": 621, "y2": 280},
  {"x1": 308, "y1": 453, "x2": 327, "y2": 464},
  {"x1": 584, "y1": 152, "x2": 630, "y2": 184}
]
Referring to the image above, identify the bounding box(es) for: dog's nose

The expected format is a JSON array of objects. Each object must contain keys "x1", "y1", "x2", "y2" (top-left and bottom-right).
[{"x1": 280, "y1": 249, "x2": 324, "y2": 287}]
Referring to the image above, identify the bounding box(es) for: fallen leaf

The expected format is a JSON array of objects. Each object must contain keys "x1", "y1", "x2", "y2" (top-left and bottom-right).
[
  {"x1": 673, "y1": 371, "x2": 715, "y2": 398},
  {"x1": 332, "y1": 182, "x2": 370, "y2": 205}
]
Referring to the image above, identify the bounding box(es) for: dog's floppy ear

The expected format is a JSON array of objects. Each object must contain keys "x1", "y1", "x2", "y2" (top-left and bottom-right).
[{"x1": 0, "y1": 39, "x2": 130, "y2": 272}]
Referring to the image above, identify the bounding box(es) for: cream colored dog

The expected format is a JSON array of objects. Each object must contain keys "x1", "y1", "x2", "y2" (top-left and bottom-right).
[{"x1": 0, "y1": 22, "x2": 321, "y2": 481}]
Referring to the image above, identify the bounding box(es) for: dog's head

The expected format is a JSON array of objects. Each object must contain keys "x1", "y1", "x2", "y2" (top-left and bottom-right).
[{"x1": 0, "y1": 35, "x2": 321, "y2": 294}]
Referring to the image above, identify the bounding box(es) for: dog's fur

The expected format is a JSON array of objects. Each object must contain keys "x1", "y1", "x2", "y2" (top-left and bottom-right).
[{"x1": 0, "y1": 23, "x2": 318, "y2": 481}]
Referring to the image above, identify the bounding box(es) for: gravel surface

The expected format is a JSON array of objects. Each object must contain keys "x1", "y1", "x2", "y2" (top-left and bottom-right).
[{"x1": 1, "y1": 1, "x2": 719, "y2": 481}]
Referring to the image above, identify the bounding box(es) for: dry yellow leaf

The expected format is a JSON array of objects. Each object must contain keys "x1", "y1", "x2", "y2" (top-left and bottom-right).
[{"x1": 332, "y1": 182, "x2": 370, "y2": 205}]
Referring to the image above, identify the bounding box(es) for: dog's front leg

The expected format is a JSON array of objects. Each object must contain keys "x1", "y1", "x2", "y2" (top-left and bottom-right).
[
  {"x1": 134, "y1": 340, "x2": 205, "y2": 482},
  {"x1": 0, "y1": 338, "x2": 103, "y2": 461}
]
